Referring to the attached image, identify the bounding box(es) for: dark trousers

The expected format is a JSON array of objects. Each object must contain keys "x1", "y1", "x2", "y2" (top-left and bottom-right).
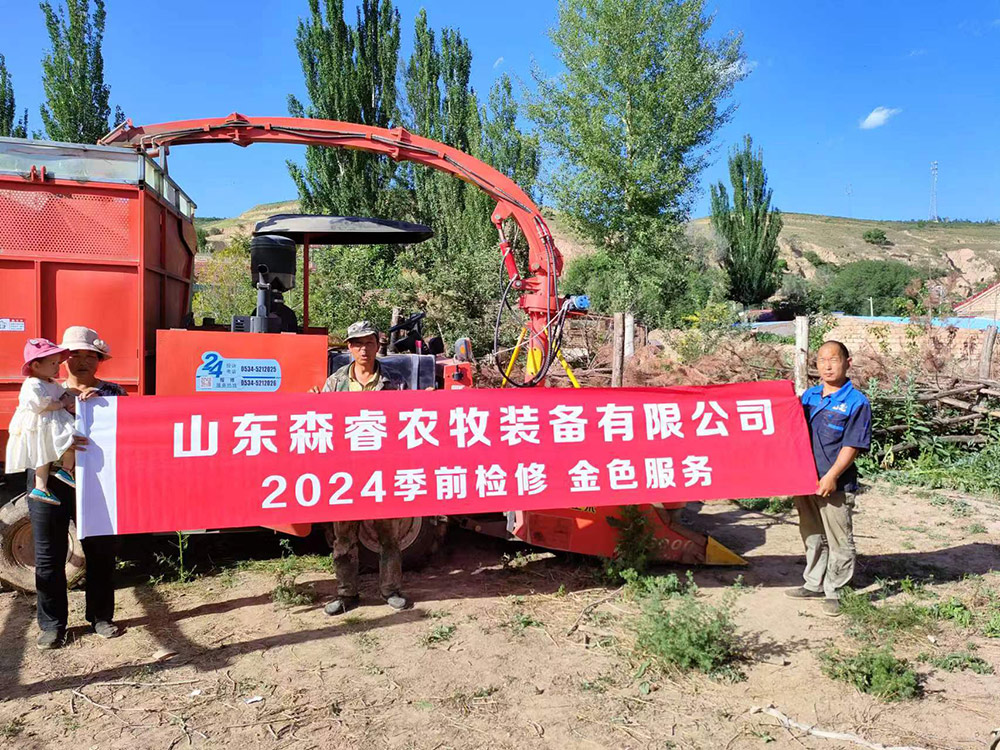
[
  {"x1": 27, "y1": 472, "x2": 116, "y2": 631},
  {"x1": 332, "y1": 519, "x2": 402, "y2": 599}
]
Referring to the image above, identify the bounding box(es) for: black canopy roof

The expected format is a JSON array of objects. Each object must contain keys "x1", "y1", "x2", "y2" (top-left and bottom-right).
[{"x1": 252, "y1": 214, "x2": 434, "y2": 245}]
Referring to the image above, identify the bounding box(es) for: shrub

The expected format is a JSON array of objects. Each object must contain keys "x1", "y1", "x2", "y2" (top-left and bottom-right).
[
  {"x1": 862, "y1": 228, "x2": 889, "y2": 246},
  {"x1": 917, "y1": 649, "x2": 993, "y2": 675},
  {"x1": 838, "y1": 588, "x2": 935, "y2": 640},
  {"x1": 605, "y1": 505, "x2": 657, "y2": 580},
  {"x1": 635, "y1": 581, "x2": 743, "y2": 678},
  {"x1": 736, "y1": 497, "x2": 794, "y2": 514},
  {"x1": 820, "y1": 259, "x2": 927, "y2": 315},
  {"x1": 270, "y1": 539, "x2": 317, "y2": 607},
  {"x1": 802, "y1": 249, "x2": 829, "y2": 268},
  {"x1": 820, "y1": 647, "x2": 920, "y2": 701}
]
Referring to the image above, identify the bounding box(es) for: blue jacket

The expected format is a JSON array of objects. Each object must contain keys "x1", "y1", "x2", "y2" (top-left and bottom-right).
[{"x1": 801, "y1": 380, "x2": 872, "y2": 491}]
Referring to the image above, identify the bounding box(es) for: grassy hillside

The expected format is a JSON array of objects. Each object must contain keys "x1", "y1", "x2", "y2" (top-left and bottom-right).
[
  {"x1": 689, "y1": 213, "x2": 1000, "y2": 293},
  {"x1": 198, "y1": 204, "x2": 1000, "y2": 293},
  {"x1": 195, "y1": 201, "x2": 595, "y2": 261}
]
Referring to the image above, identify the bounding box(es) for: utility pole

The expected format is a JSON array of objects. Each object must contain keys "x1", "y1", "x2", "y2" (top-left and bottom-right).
[{"x1": 929, "y1": 161, "x2": 939, "y2": 222}]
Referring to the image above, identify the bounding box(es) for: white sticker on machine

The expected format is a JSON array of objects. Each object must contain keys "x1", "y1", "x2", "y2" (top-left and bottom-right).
[{"x1": 0, "y1": 318, "x2": 26, "y2": 332}]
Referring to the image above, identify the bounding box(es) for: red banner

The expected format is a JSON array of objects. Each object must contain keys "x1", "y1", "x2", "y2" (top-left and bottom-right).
[{"x1": 76, "y1": 381, "x2": 817, "y2": 538}]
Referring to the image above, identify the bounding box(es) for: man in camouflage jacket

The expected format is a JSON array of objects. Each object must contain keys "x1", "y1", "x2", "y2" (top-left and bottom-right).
[{"x1": 321, "y1": 321, "x2": 408, "y2": 615}]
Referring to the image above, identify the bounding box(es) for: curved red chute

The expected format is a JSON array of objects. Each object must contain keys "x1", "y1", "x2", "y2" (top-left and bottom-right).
[{"x1": 101, "y1": 113, "x2": 562, "y2": 379}]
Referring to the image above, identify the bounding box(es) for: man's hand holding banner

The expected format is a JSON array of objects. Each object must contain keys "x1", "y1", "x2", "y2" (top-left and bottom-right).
[{"x1": 76, "y1": 381, "x2": 817, "y2": 538}]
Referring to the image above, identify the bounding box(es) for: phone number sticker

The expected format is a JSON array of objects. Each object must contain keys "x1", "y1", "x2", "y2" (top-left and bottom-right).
[{"x1": 195, "y1": 351, "x2": 282, "y2": 392}]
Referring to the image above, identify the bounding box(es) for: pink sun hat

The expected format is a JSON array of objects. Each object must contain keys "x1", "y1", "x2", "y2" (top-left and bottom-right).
[{"x1": 21, "y1": 338, "x2": 69, "y2": 376}]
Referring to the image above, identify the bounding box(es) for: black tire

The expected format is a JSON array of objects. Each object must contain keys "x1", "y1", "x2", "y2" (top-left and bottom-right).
[
  {"x1": 323, "y1": 516, "x2": 447, "y2": 572},
  {"x1": 0, "y1": 494, "x2": 86, "y2": 594}
]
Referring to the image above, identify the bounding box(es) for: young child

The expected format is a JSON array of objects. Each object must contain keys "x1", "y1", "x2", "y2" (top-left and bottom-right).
[
  {"x1": 786, "y1": 340, "x2": 872, "y2": 617},
  {"x1": 5, "y1": 339, "x2": 83, "y2": 505}
]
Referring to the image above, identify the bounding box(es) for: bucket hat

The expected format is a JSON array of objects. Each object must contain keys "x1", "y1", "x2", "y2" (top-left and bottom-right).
[
  {"x1": 22, "y1": 338, "x2": 69, "y2": 376},
  {"x1": 60, "y1": 326, "x2": 112, "y2": 360}
]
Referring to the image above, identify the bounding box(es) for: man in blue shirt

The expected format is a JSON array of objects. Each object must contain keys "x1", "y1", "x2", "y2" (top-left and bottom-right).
[{"x1": 786, "y1": 340, "x2": 872, "y2": 617}]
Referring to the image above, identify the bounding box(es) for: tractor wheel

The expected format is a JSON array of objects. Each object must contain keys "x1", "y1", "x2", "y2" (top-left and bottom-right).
[
  {"x1": 0, "y1": 495, "x2": 86, "y2": 594},
  {"x1": 323, "y1": 517, "x2": 447, "y2": 572}
]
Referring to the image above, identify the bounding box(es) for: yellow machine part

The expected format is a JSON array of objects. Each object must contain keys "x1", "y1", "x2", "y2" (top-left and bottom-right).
[{"x1": 704, "y1": 536, "x2": 747, "y2": 566}]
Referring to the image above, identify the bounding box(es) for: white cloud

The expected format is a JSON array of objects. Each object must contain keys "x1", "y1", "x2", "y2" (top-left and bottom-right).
[
  {"x1": 492, "y1": 56, "x2": 504, "y2": 69},
  {"x1": 907, "y1": 48, "x2": 927, "y2": 57},
  {"x1": 859, "y1": 106, "x2": 902, "y2": 130}
]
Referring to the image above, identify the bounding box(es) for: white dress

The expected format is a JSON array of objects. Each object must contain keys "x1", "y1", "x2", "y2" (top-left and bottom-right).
[{"x1": 4, "y1": 378, "x2": 76, "y2": 472}]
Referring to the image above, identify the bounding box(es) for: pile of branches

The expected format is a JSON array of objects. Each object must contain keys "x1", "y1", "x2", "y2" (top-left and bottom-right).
[{"x1": 865, "y1": 376, "x2": 1000, "y2": 460}]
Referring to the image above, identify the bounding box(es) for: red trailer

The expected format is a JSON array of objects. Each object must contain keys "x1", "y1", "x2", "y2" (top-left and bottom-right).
[
  {"x1": 0, "y1": 136, "x2": 197, "y2": 414},
  {"x1": 0, "y1": 136, "x2": 197, "y2": 588}
]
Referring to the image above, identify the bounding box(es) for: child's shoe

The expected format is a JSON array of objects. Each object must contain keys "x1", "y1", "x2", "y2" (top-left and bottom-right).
[
  {"x1": 28, "y1": 488, "x2": 60, "y2": 506},
  {"x1": 53, "y1": 468, "x2": 76, "y2": 489}
]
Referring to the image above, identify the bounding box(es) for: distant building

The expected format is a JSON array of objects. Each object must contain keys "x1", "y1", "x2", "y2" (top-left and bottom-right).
[{"x1": 954, "y1": 280, "x2": 1000, "y2": 319}]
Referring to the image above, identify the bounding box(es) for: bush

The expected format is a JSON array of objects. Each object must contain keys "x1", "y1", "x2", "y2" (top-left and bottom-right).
[
  {"x1": 270, "y1": 539, "x2": 317, "y2": 607},
  {"x1": 773, "y1": 275, "x2": 821, "y2": 317},
  {"x1": 802, "y1": 249, "x2": 830, "y2": 268},
  {"x1": 820, "y1": 259, "x2": 927, "y2": 315},
  {"x1": 862, "y1": 229, "x2": 890, "y2": 246},
  {"x1": 635, "y1": 580, "x2": 743, "y2": 678},
  {"x1": 736, "y1": 497, "x2": 794, "y2": 514},
  {"x1": 917, "y1": 649, "x2": 993, "y2": 675},
  {"x1": 838, "y1": 588, "x2": 936, "y2": 640},
  {"x1": 605, "y1": 505, "x2": 657, "y2": 580},
  {"x1": 820, "y1": 646, "x2": 920, "y2": 701},
  {"x1": 561, "y1": 234, "x2": 727, "y2": 329}
]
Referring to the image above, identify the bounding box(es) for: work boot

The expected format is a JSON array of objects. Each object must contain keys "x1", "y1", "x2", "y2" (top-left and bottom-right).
[
  {"x1": 822, "y1": 599, "x2": 842, "y2": 617},
  {"x1": 385, "y1": 593, "x2": 409, "y2": 611},
  {"x1": 36, "y1": 629, "x2": 65, "y2": 651},
  {"x1": 92, "y1": 621, "x2": 121, "y2": 639},
  {"x1": 784, "y1": 586, "x2": 824, "y2": 600},
  {"x1": 324, "y1": 596, "x2": 360, "y2": 616}
]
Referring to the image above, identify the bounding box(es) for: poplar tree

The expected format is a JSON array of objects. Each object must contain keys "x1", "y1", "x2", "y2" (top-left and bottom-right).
[
  {"x1": 399, "y1": 11, "x2": 539, "y2": 335},
  {"x1": 287, "y1": 0, "x2": 401, "y2": 217},
  {"x1": 711, "y1": 134, "x2": 784, "y2": 306},
  {"x1": 0, "y1": 54, "x2": 29, "y2": 138},
  {"x1": 527, "y1": 0, "x2": 744, "y2": 322},
  {"x1": 39, "y1": 0, "x2": 122, "y2": 143}
]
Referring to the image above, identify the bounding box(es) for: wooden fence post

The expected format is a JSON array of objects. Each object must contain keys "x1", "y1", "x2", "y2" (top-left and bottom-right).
[
  {"x1": 624, "y1": 313, "x2": 635, "y2": 359},
  {"x1": 612, "y1": 312, "x2": 625, "y2": 387},
  {"x1": 794, "y1": 316, "x2": 810, "y2": 395},
  {"x1": 980, "y1": 325, "x2": 997, "y2": 379}
]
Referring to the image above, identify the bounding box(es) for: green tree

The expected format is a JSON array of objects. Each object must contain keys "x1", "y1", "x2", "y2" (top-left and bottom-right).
[
  {"x1": 527, "y1": 0, "x2": 744, "y2": 322},
  {"x1": 195, "y1": 226, "x2": 211, "y2": 254},
  {"x1": 821, "y1": 259, "x2": 926, "y2": 315},
  {"x1": 711, "y1": 134, "x2": 784, "y2": 306},
  {"x1": 39, "y1": 0, "x2": 123, "y2": 143},
  {"x1": 287, "y1": 0, "x2": 401, "y2": 217},
  {"x1": 192, "y1": 235, "x2": 255, "y2": 325},
  {"x1": 398, "y1": 11, "x2": 539, "y2": 341},
  {"x1": 0, "y1": 54, "x2": 29, "y2": 138}
]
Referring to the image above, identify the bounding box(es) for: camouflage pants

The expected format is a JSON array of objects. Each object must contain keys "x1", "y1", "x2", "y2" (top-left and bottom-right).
[
  {"x1": 332, "y1": 519, "x2": 402, "y2": 599},
  {"x1": 794, "y1": 492, "x2": 856, "y2": 599}
]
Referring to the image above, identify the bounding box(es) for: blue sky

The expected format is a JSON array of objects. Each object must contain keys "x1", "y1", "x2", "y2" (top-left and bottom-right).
[{"x1": 2, "y1": 0, "x2": 998, "y2": 221}]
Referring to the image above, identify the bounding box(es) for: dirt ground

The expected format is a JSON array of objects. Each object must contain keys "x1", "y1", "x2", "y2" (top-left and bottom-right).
[{"x1": 1, "y1": 483, "x2": 999, "y2": 750}]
